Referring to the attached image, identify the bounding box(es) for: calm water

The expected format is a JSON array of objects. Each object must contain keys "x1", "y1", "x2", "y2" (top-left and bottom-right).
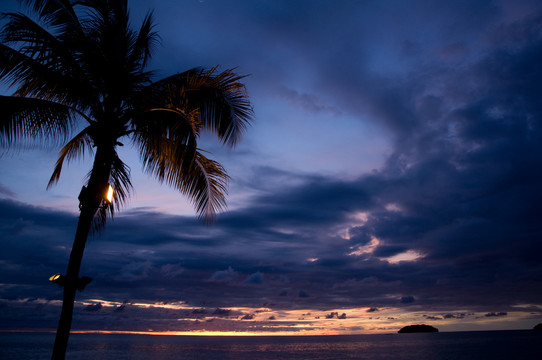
[{"x1": 1, "y1": 330, "x2": 541, "y2": 360}]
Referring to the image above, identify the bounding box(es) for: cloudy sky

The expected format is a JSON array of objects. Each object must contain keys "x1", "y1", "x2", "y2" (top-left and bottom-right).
[{"x1": 1, "y1": 0, "x2": 542, "y2": 335}]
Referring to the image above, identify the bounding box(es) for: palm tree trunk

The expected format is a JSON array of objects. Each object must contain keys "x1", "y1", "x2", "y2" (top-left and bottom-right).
[
  {"x1": 51, "y1": 146, "x2": 113, "y2": 360},
  {"x1": 51, "y1": 205, "x2": 94, "y2": 360}
]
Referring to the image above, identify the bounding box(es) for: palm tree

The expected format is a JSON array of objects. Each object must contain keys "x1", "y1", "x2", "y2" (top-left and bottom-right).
[{"x1": 0, "y1": 1, "x2": 253, "y2": 359}]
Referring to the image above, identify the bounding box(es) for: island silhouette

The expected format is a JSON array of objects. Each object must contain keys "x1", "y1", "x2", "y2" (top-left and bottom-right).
[{"x1": 398, "y1": 324, "x2": 439, "y2": 333}]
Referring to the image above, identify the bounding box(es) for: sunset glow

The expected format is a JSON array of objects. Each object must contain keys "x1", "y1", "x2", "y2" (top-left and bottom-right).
[
  {"x1": 1, "y1": 0, "x2": 542, "y2": 338},
  {"x1": 16, "y1": 298, "x2": 531, "y2": 335}
]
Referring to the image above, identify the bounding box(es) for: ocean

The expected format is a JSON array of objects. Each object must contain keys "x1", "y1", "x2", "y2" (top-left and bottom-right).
[{"x1": 1, "y1": 330, "x2": 541, "y2": 360}]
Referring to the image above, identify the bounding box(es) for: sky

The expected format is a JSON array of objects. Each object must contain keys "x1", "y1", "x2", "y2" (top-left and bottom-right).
[{"x1": 1, "y1": 0, "x2": 542, "y2": 335}]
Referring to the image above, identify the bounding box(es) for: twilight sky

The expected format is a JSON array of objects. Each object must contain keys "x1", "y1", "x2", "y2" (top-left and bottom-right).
[{"x1": 1, "y1": 0, "x2": 542, "y2": 335}]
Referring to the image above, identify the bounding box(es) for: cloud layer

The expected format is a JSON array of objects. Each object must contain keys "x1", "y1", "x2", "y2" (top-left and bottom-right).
[{"x1": 1, "y1": 0, "x2": 542, "y2": 333}]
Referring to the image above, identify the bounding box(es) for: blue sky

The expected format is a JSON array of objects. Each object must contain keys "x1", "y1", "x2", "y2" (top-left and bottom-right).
[{"x1": 1, "y1": 0, "x2": 542, "y2": 335}]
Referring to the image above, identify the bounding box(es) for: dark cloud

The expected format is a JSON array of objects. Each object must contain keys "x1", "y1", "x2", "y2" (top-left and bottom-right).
[
  {"x1": 243, "y1": 272, "x2": 264, "y2": 285},
  {"x1": 114, "y1": 302, "x2": 127, "y2": 313},
  {"x1": 325, "y1": 312, "x2": 347, "y2": 320},
  {"x1": 443, "y1": 313, "x2": 468, "y2": 319},
  {"x1": 485, "y1": 312, "x2": 508, "y2": 317},
  {"x1": 207, "y1": 267, "x2": 238, "y2": 283},
  {"x1": 83, "y1": 303, "x2": 103, "y2": 312},
  {"x1": 0, "y1": 182, "x2": 16, "y2": 198},
  {"x1": 213, "y1": 308, "x2": 231, "y2": 317},
  {"x1": 400, "y1": 297, "x2": 415, "y2": 304}
]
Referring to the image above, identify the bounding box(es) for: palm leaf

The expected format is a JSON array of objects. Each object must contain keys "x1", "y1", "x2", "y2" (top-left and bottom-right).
[
  {"x1": 47, "y1": 127, "x2": 93, "y2": 188},
  {"x1": 189, "y1": 151, "x2": 229, "y2": 222},
  {"x1": 0, "y1": 95, "x2": 74, "y2": 148},
  {"x1": 186, "y1": 67, "x2": 253, "y2": 146},
  {"x1": 128, "y1": 11, "x2": 158, "y2": 69},
  {"x1": 22, "y1": 0, "x2": 82, "y2": 33},
  {"x1": 142, "y1": 142, "x2": 228, "y2": 223},
  {"x1": 0, "y1": 14, "x2": 93, "y2": 108},
  {"x1": 134, "y1": 109, "x2": 199, "y2": 183},
  {"x1": 133, "y1": 109, "x2": 228, "y2": 222},
  {"x1": 92, "y1": 150, "x2": 132, "y2": 231},
  {"x1": 109, "y1": 151, "x2": 132, "y2": 209},
  {"x1": 145, "y1": 67, "x2": 253, "y2": 147}
]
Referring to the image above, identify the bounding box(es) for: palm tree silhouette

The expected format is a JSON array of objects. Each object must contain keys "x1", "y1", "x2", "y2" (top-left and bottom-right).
[{"x1": 0, "y1": 1, "x2": 253, "y2": 359}]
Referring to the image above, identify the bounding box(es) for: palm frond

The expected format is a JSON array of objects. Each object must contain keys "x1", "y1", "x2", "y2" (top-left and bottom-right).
[
  {"x1": 189, "y1": 151, "x2": 229, "y2": 222},
  {"x1": 134, "y1": 111, "x2": 198, "y2": 183},
  {"x1": 22, "y1": 0, "x2": 82, "y2": 33},
  {"x1": 128, "y1": 11, "x2": 158, "y2": 69},
  {"x1": 47, "y1": 127, "x2": 93, "y2": 188},
  {"x1": 131, "y1": 105, "x2": 200, "y2": 163},
  {"x1": 71, "y1": 0, "x2": 153, "y2": 111},
  {"x1": 187, "y1": 67, "x2": 253, "y2": 146},
  {"x1": 133, "y1": 109, "x2": 228, "y2": 222},
  {"x1": 0, "y1": 95, "x2": 74, "y2": 148},
  {"x1": 0, "y1": 14, "x2": 93, "y2": 108},
  {"x1": 145, "y1": 67, "x2": 253, "y2": 147},
  {"x1": 90, "y1": 149, "x2": 132, "y2": 231},
  {"x1": 140, "y1": 140, "x2": 228, "y2": 223},
  {"x1": 109, "y1": 152, "x2": 132, "y2": 210}
]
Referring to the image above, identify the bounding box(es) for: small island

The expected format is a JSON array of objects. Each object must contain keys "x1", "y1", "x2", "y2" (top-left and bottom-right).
[
  {"x1": 398, "y1": 324, "x2": 439, "y2": 333},
  {"x1": 534, "y1": 323, "x2": 542, "y2": 330}
]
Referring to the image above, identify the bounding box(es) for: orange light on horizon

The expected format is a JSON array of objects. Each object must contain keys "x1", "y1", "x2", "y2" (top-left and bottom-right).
[{"x1": 68, "y1": 329, "x2": 352, "y2": 337}]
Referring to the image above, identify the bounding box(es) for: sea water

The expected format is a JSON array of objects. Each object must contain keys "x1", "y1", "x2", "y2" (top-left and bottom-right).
[{"x1": 1, "y1": 330, "x2": 541, "y2": 360}]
